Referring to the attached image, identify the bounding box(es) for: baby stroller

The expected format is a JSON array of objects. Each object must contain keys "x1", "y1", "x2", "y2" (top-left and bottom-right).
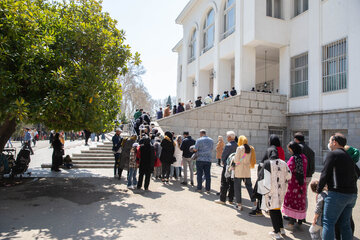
[
  {"x1": 11, "y1": 144, "x2": 31, "y2": 178},
  {"x1": 0, "y1": 148, "x2": 16, "y2": 178}
]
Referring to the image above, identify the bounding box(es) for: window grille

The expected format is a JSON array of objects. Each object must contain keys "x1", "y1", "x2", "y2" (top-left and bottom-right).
[
  {"x1": 322, "y1": 38, "x2": 347, "y2": 92},
  {"x1": 290, "y1": 53, "x2": 308, "y2": 97},
  {"x1": 294, "y1": 0, "x2": 308, "y2": 17}
]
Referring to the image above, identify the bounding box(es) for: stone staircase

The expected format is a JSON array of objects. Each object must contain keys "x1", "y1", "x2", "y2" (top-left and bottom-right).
[{"x1": 41, "y1": 132, "x2": 125, "y2": 169}]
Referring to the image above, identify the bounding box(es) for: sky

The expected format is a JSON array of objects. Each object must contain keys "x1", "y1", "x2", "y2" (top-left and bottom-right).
[{"x1": 101, "y1": 0, "x2": 190, "y2": 100}]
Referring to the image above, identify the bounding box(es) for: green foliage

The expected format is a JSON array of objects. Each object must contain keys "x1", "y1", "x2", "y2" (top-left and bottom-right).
[{"x1": 0, "y1": 0, "x2": 140, "y2": 132}]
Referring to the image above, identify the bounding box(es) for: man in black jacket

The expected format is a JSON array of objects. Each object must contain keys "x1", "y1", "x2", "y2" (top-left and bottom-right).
[
  {"x1": 214, "y1": 131, "x2": 238, "y2": 205},
  {"x1": 317, "y1": 133, "x2": 358, "y2": 240},
  {"x1": 180, "y1": 131, "x2": 196, "y2": 185},
  {"x1": 195, "y1": 96, "x2": 202, "y2": 107}
]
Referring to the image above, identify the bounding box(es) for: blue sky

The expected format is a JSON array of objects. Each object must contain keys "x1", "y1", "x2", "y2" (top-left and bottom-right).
[{"x1": 101, "y1": 0, "x2": 189, "y2": 100}]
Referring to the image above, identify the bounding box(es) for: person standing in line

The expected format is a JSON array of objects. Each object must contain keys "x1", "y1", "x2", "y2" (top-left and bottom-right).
[
  {"x1": 214, "y1": 94, "x2": 220, "y2": 102},
  {"x1": 195, "y1": 96, "x2": 202, "y2": 108},
  {"x1": 309, "y1": 180, "x2": 327, "y2": 240},
  {"x1": 134, "y1": 109, "x2": 142, "y2": 120},
  {"x1": 180, "y1": 131, "x2": 196, "y2": 186},
  {"x1": 251, "y1": 134, "x2": 282, "y2": 216},
  {"x1": 160, "y1": 131, "x2": 175, "y2": 183},
  {"x1": 204, "y1": 94, "x2": 212, "y2": 105},
  {"x1": 171, "y1": 135, "x2": 183, "y2": 180},
  {"x1": 137, "y1": 137, "x2": 155, "y2": 190},
  {"x1": 214, "y1": 131, "x2": 238, "y2": 205},
  {"x1": 127, "y1": 143, "x2": 139, "y2": 189},
  {"x1": 185, "y1": 100, "x2": 192, "y2": 110},
  {"x1": 282, "y1": 141, "x2": 307, "y2": 231},
  {"x1": 193, "y1": 129, "x2": 214, "y2": 193},
  {"x1": 232, "y1": 135, "x2": 257, "y2": 210},
  {"x1": 157, "y1": 108, "x2": 163, "y2": 119},
  {"x1": 230, "y1": 87, "x2": 237, "y2": 96},
  {"x1": 121, "y1": 135, "x2": 137, "y2": 179},
  {"x1": 216, "y1": 136, "x2": 225, "y2": 166},
  {"x1": 51, "y1": 133, "x2": 63, "y2": 172},
  {"x1": 257, "y1": 156, "x2": 291, "y2": 240},
  {"x1": 294, "y1": 132, "x2": 315, "y2": 216},
  {"x1": 172, "y1": 105, "x2": 177, "y2": 115},
  {"x1": 153, "y1": 137, "x2": 162, "y2": 179},
  {"x1": 24, "y1": 128, "x2": 34, "y2": 155},
  {"x1": 163, "y1": 104, "x2": 171, "y2": 117},
  {"x1": 32, "y1": 128, "x2": 38, "y2": 146},
  {"x1": 177, "y1": 102, "x2": 185, "y2": 113},
  {"x1": 112, "y1": 128, "x2": 123, "y2": 179},
  {"x1": 317, "y1": 133, "x2": 359, "y2": 240}
]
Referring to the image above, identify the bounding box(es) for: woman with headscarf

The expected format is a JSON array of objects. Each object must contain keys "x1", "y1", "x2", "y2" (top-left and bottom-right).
[
  {"x1": 282, "y1": 141, "x2": 307, "y2": 231},
  {"x1": 51, "y1": 133, "x2": 64, "y2": 172},
  {"x1": 160, "y1": 131, "x2": 175, "y2": 183},
  {"x1": 136, "y1": 137, "x2": 155, "y2": 190},
  {"x1": 171, "y1": 135, "x2": 183, "y2": 180},
  {"x1": 216, "y1": 136, "x2": 225, "y2": 166},
  {"x1": 269, "y1": 134, "x2": 285, "y2": 161},
  {"x1": 250, "y1": 134, "x2": 281, "y2": 216},
  {"x1": 232, "y1": 135, "x2": 257, "y2": 210}
]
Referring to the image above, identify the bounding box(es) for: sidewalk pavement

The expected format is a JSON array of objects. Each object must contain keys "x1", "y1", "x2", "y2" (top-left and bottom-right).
[{"x1": 11, "y1": 139, "x2": 115, "y2": 178}]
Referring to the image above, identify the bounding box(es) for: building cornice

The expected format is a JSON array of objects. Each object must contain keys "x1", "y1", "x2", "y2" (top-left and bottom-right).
[
  {"x1": 172, "y1": 39, "x2": 183, "y2": 52},
  {"x1": 175, "y1": 0, "x2": 198, "y2": 25},
  {"x1": 287, "y1": 107, "x2": 360, "y2": 117}
]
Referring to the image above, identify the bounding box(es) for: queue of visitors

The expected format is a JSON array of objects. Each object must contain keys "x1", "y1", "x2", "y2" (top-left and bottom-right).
[
  {"x1": 110, "y1": 122, "x2": 359, "y2": 240},
  {"x1": 156, "y1": 87, "x2": 238, "y2": 120}
]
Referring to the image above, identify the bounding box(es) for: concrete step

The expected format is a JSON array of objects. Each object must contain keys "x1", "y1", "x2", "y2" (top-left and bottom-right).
[
  {"x1": 73, "y1": 153, "x2": 113, "y2": 157},
  {"x1": 72, "y1": 157, "x2": 113, "y2": 160},
  {"x1": 72, "y1": 161, "x2": 113, "y2": 164},
  {"x1": 89, "y1": 147, "x2": 112, "y2": 150},
  {"x1": 81, "y1": 150, "x2": 113, "y2": 154},
  {"x1": 41, "y1": 164, "x2": 113, "y2": 169}
]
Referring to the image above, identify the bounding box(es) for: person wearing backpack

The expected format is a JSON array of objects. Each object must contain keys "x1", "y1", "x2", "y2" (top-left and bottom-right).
[
  {"x1": 214, "y1": 131, "x2": 238, "y2": 205},
  {"x1": 233, "y1": 135, "x2": 257, "y2": 210}
]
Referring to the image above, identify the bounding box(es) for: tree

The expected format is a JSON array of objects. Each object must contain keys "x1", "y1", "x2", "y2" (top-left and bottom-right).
[
  {"x1": 0, "y1": 0, "x2": 140, "y2": 152},
  {"x1": 166, "y1": 96, "x2": 172, "y2": 107},
  {"x1": 117, "y1": 63, "x2": 155, "y2": 119}
]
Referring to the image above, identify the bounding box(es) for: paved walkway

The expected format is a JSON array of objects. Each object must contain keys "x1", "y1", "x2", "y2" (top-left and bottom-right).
[{"x1": 0, "y1": 162, "x2": 359, "y2": 239}]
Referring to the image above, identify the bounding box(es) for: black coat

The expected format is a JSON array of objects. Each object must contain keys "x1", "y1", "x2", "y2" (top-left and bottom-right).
[
  {"x1": 177, "y1": 104, "x2": 184, "y2": 113},
  {"x1": 299, "y1": 142, "x2": 315, "y2": 177},
  {"x1": 195, "y1": 99, "x2": 202, "y2": 107},
  {"x1": 180, "y1": 136, "x2": 196, "y2": 158},
  {"x1": 160, "y1": 138, "x2": 175, "y2": 164},
  {"x1": 139, "y1": 144, "x2": 155, "y2": 174}
]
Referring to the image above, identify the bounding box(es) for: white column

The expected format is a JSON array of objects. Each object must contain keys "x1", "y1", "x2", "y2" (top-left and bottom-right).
[
  {"x1": 198, "y1": 70, "x2": 209, "y2": 98},
  {"x1": 213, "y1": 5, "x2": 221, "y2": 96},
  {"x1": 279, "y1": 46, "x2": 290, "y2": 95},
  {"x1": 194, "y1": 27, "x2": 201, "y2": 100},
  {"x1": 217, "y1": 59, "x2": 232, "y2": 95},
  {"x1": 308, "y1": 0, "x2": 321, "y2": 112},
  {"x1": 240, "y1": 46, "x2": 256, "y2": 91},
  {"x1": 234, "y1": 0, "x2": 242, "y2": 91}
]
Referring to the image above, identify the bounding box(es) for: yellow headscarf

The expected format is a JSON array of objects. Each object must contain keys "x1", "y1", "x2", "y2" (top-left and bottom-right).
[{"x1": 237, "y1": 135, "x2": 257, "y2": 169}]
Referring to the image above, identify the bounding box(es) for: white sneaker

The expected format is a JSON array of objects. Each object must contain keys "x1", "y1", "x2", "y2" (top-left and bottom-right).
[
  {"x1": 280, "y1": 228, "x2": 286, "y2": 235},
  {"x1": 269, "y1": 231, "x2": 283, "y2": 240}
]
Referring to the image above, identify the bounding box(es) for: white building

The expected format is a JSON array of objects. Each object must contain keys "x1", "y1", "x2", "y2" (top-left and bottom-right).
[{"x1": 173, "y1": 0, "x2": 360, "y2": 163}]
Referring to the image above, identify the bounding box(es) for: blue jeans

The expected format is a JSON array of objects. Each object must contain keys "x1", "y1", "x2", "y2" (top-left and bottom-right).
[
  {"x1": 196, "y1": 161, "x2": 211, "y2": 191},
  {"x1": 170, "y1": 166, "x2": 180, "y2": 178},
  {"x1": 127, "y1": 168, "x2": 138, "y2": 186},
  {"x1": 322, "y1": 191, "x2": 357, "y2": 240}
]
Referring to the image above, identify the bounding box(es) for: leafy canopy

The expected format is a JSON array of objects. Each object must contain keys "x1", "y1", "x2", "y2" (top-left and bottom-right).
[{"x1": 0, "y1": 0, "x2": 140, "y2": 132}]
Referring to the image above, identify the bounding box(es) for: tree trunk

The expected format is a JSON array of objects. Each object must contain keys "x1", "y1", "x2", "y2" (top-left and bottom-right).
[{"x1": 0, "y1": 118, "x2": 17, "y2": 153}]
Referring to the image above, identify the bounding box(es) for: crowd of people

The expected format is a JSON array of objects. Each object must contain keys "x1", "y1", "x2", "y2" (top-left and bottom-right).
[
  {"x1": 156, "y1": 87, "x2": 238, "y2": 119},
  {"x1": 110, "y1": 121, "x2": 359, "y2": 240}
]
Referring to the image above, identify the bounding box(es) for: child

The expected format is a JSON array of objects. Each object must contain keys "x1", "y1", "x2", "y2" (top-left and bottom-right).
[
  {"x1": 309, "y1": 180, "x2": 328, "y2": 240},
  {"x1": 127, "y1": 143, "x2": 139, "y2": 189}
]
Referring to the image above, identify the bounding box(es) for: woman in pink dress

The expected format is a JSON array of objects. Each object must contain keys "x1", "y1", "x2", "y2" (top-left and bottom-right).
[{"x1": 282, "y1": 141, "x2": 307, "y2": 231}]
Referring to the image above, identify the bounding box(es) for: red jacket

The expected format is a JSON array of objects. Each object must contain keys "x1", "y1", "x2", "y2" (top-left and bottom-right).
[{"x1": 276, "y1": 146, "x2": 285, "y2": 161}]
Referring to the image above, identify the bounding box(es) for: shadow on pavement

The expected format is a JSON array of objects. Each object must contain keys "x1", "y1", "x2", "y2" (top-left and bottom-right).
[{"x1": 0, "y1": 178, "x2": 161, "y2": 239}]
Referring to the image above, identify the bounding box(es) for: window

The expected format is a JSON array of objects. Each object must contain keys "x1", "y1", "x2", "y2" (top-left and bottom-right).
[
  {"x1": 188, "y1": 30, "x2": 197, "y2": 63},
  {"x1": 294, "y1": 0, "x2": 308, "y2": 17},
  {"x1": 322, "y1": 38, "x2": 347, "y2": 92},
  {"x1": 202, "y1": 9, "x2": 215, "y2": 54},
  {"x1": 266, "y1": 0, "x2": 281, "y2": 19},
  {"x1": 269, "y1": 127, "x2": 285, "y2": 147},
  {"x1": 223, "y1": 0, "x2": 235, "y2": 39},
  {"x1": 290, "y1": 53, "x2": 308, "y2": 97}
]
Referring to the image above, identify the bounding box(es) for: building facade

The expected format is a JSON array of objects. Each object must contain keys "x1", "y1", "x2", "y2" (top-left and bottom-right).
[{"x1": 173, "y1": 0, "x2": 360, "y2": 163}]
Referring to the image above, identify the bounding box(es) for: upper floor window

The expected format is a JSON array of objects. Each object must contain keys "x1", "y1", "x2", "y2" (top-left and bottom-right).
[
  {"x1": 322, "y1": 38, "x2": 347, "y2": 92},
  {"x1": 223, "y1": 0, "x2": 235, "y2": 39},
  {"x1": 291, "y1": 53, "x2": 308, "y2": 98},
  {"x1": 294, "y1": 0, "x2": 308, "y2": 17},
  {"x1": 188, "y1": 29, "x2": 197, "y2": 63},
  {"x1": 202, "y1": 9, "x2": 215, "y2": 54},
  {"x1": 266, "y1": 0, "x2": 281, "y2": 19}
]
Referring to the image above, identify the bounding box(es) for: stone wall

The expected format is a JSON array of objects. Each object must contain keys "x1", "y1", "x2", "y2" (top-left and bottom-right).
[
  {"x1": 287, "y1": 109, "x2": 360, "y2": 165},
  {"x1": 156, "y1": 91, "x2": 287, "y2": 160}
]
